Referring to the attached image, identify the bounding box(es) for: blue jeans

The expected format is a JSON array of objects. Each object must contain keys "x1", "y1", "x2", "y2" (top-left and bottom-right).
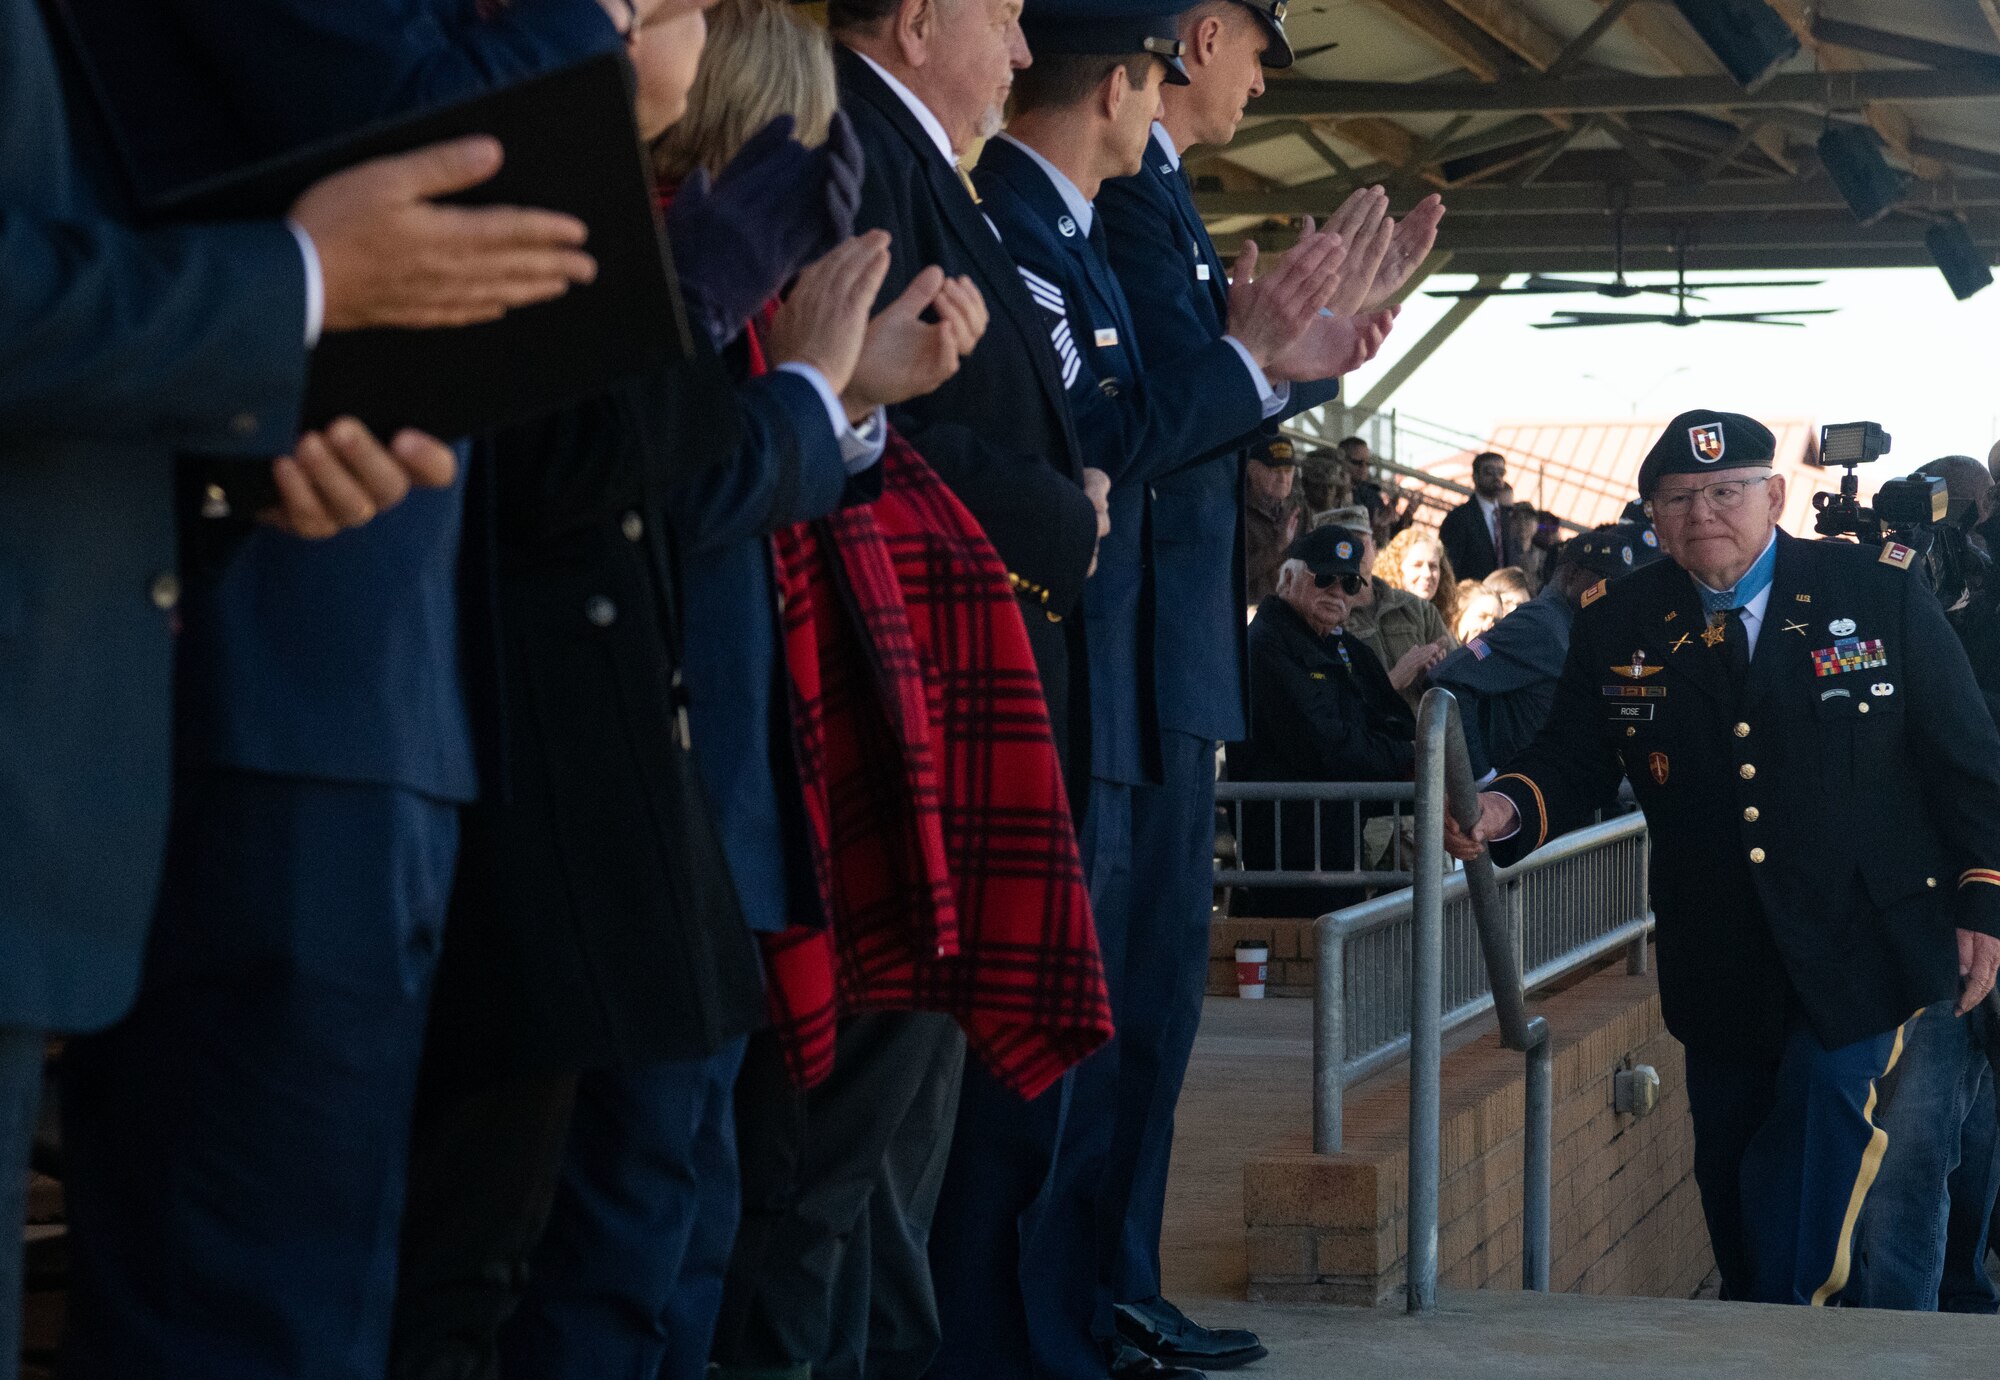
[
  {"x1": 1846, "y1": 1002, "x2": 1990, "y2": 1309},
  {"x1": 0, "y1": 1029, "x2": 41, "y2": 1377},
  {"x1": 1940, "y1": 1007, "x2": 2000, "y2": 1313}
]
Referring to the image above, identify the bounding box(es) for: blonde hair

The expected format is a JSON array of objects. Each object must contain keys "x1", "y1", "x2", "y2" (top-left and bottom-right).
[
  {"x1": 652, "y1": 0, "x2": 839, "y2": 183},
  {"x1": 1379, "y1": 527, "x2": 1459, "y2": 625}
]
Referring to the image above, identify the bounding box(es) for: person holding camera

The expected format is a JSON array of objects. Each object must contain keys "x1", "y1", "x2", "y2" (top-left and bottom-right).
[{"x1": 1445, "y1": 409, "x2": 2000, "y2": 1309}]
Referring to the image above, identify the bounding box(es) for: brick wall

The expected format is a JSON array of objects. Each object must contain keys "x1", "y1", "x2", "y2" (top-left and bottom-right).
[
  {"x1": 1209, "y1": 917, "x2": 1319, "y2": 998},
  {"x1": 1242, "y1": 958, "x2": 1713, "y2": 1305}
]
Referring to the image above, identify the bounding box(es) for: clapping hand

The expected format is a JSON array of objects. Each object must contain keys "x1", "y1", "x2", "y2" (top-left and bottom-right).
[
  {"x1": 1265, "y1": 304, "x2": 1398, "y2": 383},
  {"x1": 262, "y1": 420, "x2": 457, "y2": 540},
  {"x1": 1082, "y1": 467, "x2": 1112, "y2": 578},
  {"x1": 1364, "y1": 193, "x2": 1445, "y2": 313},
  {"x1": 841, "y1": 266, "x2": 988, "y2": 420},
  {"x1": 765, "y1": 231, "x2": 895, "y2": 399},
  {"x1": 1225, "y1": 231, "x2": 1348, "y2": 370}
]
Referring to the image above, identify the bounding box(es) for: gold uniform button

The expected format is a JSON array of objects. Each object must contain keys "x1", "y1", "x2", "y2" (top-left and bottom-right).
[
  {"x1": 1739, "y1": 764, "x2": 1756, "y2": 781},
  {"x1": 1749, "y1": 848, "x2": 1767, "y2": 864},
  {"x1": 148, "y1": 573, "x2": 181, "y2": 611},
  {"x1": 1744, "y1": 807, "x2": 1760, "y2": 823},
  {"x1": 1858, "y1": 702, "x2": 1871, "y2": 715},
  {"x1": 620, "y1": 511, "x2": 644, "y2": 543},
  {"x1": 1927, "y1": 877, "x2": 1938, "y2": 889},
  {"x1": 1734, "y1": 723, "x2": 1751, "y2": 738}
]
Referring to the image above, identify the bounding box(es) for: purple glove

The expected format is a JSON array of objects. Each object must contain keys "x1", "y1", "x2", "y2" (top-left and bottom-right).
[{"x1": 666, "y1": 113, "x2": 867, "y2": 348}]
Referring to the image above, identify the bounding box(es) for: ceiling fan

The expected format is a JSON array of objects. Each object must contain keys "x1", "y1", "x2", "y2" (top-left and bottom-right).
[
  {"x1": 1532, "y1": 236, "x2": 1836, "y2": 329},
  {"x1": 1428, "y1": 213, "x2": 1823, "y2": 303}
]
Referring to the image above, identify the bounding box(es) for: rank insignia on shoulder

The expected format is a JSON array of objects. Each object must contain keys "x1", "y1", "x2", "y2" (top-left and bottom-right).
[
  {"x1": 1581, "y1": 580, "x2": 1608, "y2": 608},
  {"x1": 1881, "y1": 542, "x2": 1917, "y2": 570}
]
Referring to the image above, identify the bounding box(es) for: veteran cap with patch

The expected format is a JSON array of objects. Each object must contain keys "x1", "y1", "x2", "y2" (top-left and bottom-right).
[
  {"x1": 1249, "y1": 436, "x2": 1296, "y2": 468},
  {"x1": 1288, "y1": 523, "x2": 1365, "y2": 581},
  {"x1": 1021, "y1": 0, "x2": 1191, "y2": 82},
  {"x1": 1637, "y1": 409, "x2": 1777, "y2": 499}
]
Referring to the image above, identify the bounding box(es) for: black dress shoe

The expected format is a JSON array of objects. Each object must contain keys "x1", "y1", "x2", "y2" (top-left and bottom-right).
[
  {"x1": 1108, "y1": 1341, "x2": 1208, "y2": 1380},
  {"x1": 1114, "y1": 1296, "x2": 1267, "y2": 1370}
]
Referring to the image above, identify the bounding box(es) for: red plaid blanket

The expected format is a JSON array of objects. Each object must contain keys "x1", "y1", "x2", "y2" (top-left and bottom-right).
[{"x1": 763, "y1": 435, "x2": 1111, "y2": 1101}]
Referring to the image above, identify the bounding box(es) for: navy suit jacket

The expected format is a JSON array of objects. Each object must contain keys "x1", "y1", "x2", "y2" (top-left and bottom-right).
[
  {"x1": 836, "y1": 46, "x2": 1098, "y2": 786},
  {"x1": 973, "y1": 137, "x2": 1261, "y2": 786},
  {"x1": 1097, "y1": 129, "x2": 1339, "y2": 745},
  {"x1": 674, "y1": 369, "x2": 861, "y2": 935},
  {"x1": 56, "y1": 0, "x2": 620, "y2": 803},
  {"x1": 0, "y1": 0, "x2": 306, "y2": 1030}
]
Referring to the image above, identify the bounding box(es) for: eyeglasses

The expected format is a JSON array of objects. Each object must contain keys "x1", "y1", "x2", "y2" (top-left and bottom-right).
[
  {"x1": 1313, "y1": 572, "x2": 1364, "y2": 595},
  {"x1": 1647, "y1": 475, "x2": 1773, "y2": 518}
]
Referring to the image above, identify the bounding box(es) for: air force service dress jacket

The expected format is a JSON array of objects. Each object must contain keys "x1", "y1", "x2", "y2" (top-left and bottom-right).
[
  {"x1": 1488, "y1": 531, "x2": 2000, "y2": 1059},
  {"x1": 971, "y1": 136, "x2": 1263, "y2": 787},
  {"x1": 1096, "y1": 128, "x2": 1339, "y2": 747},
  {"x1": 836, "y1": 48, "x2": 1099, "y2": 779}
]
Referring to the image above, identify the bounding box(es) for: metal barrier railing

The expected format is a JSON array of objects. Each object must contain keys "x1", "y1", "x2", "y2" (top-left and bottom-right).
[
  {"x1": 1304, "y1": 691, "x2": 1653, "y2": 1312},
  {"x1": 1213, "y1": 781, "x2": 1418, "y2": 898}
]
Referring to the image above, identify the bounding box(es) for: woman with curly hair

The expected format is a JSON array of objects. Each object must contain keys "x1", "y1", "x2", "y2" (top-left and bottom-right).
[{"x1": 1379, "y1": 526, "x2": 1459, "y2": 631}]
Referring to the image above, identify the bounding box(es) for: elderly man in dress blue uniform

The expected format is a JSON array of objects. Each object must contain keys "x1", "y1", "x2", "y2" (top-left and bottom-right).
[
  {"x1": 1091, "y1": 3, "x2": 1442, "y2": 1365},
  {"x1": 962, "y1": 6, "x2": 1381, "y2": 1373},
  {"x1": 1447, "y1": 409, "x2": 2000, "y2": 1306}
]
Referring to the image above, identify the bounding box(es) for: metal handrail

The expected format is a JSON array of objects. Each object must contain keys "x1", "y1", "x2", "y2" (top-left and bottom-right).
[
  {"x1": 1214, "y1": 781, "x2": 1418, "y2": 892},
  {"x1": 1413, "y1": 688, "x2": 1550, "y2": 1309}
]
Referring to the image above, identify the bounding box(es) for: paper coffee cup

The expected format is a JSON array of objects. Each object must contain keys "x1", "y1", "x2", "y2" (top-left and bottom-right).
[{"x1": 1235, "y1": 941, "x2": 1269, "y2": 999}]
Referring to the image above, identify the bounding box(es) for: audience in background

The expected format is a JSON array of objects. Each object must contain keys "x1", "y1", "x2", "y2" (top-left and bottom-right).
[
  {"x1": 1379, "y1": 526, "x2": 1460, "y2": 633},
  {"x1": 1325, "y1": 505, "x2": 1455, "y2": 712},
  {"x1": 1245, "y1": 437, "x2": 1305, "y2": 607},
  {"x1": 1453, "y1": 580, "x2": 1503, "y2": 643},
  {"x1": 1483, "y1": 565, "x2": 1534, "y2": 614}
]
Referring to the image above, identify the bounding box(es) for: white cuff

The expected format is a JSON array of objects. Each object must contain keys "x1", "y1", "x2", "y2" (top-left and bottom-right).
[
  {"x1": 774, "y1": 362, "x2": 887, "y2": 475},
  {"x1": 1223, "y1": 335, "x2": 1289, "y2": 419},
  {"x1": 287, "y1": 219, "x2": 324, "y2": 348}
]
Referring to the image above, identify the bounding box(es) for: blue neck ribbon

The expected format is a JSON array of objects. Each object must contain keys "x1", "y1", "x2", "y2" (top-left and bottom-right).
[{"x1": 1696, "y1": 534, "x2": 1778, "y2": 616}]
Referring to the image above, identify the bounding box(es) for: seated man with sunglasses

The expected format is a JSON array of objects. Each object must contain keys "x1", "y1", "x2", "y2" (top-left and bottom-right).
[{"x1": 1230, "y1": 525, "x2": 1416, "y2": 916}]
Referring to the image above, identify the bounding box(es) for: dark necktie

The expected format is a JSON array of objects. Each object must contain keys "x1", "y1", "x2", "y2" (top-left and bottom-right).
[{"x1": 1721, "y1": 608, "x2": 1750, "y2": 687}]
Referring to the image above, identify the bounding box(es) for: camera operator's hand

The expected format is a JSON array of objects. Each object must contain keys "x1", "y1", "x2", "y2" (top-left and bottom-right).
[{"x1": 1957, "y1": 928, "x2": 2000, "y2": 1015}]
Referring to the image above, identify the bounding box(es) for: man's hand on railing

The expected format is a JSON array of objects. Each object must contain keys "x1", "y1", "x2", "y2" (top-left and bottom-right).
[{"x1": 1443, "y1": 791, "x2": 1519, "y2": 863}]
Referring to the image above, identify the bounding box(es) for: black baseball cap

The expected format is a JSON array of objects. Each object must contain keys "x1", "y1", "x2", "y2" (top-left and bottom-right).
[
  {"x1": 1287, "y1": 524, "x2": 1365, "y2": 582},
  {"x1": 1249, "y1": 436, "x2": 1296, "y2": 467},
  {"x1": 1637, "y1": 409, "x2": 1777, "y2": 499},
  {"x1": 1564, "y1": 527, "x2": 1640, "y2": 580}
]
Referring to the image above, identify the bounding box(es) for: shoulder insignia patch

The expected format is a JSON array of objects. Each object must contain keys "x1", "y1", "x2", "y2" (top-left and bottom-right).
[
  {"x1": 1470, "y1": 638, "x2": 1491, "y2": 661},
  {"x1": 1581, "y1": 580, "x2": 1608, "y2": 608},
  {"x1": 1880, "y1": 542, "x2": 1917, "y2": 571}
]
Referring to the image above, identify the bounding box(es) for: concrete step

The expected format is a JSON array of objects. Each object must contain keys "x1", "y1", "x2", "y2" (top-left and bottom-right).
[{"x1": 1190, "y1": 1288, "x2": 1997, "y2": 1380}]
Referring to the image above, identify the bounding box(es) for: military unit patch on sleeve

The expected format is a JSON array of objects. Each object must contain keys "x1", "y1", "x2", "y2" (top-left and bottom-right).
[
  {"x1": 1581, "y1": 580, "x2": 1608, "y2": 608},
  {"x1": 1470, "y1": 638, "x2": 1491, "y2": 661},
  {"x1": 1880, "y1": 542, "x2": 1917, "y2": 570}
]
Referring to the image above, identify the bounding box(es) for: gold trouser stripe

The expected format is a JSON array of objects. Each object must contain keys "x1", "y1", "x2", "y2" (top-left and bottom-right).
[
  {"x1": 1492, "y1": 774, "x2": 1548, "y2": 850},
  {"x1": 1808, "y1": 1012, "x2": 1916, "y2": 1307}
]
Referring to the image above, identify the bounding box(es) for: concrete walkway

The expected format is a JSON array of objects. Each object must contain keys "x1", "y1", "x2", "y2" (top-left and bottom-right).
[{"x1": 1157, "y1": 996, "x2": 2000, "y2": 1379}]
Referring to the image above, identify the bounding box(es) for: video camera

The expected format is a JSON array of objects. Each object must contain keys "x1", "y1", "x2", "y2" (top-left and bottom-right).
[{"x1": 1813, "y1": 421, "x2": 1982, "y2": 611}]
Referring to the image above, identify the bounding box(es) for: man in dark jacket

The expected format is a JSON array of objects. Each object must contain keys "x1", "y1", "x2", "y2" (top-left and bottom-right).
[
  {"x1": 1438, "y1": 450, "x2": 1516, "y2": 582},
  {"x1": 1431, "y1": 529, "x2": 1641, "y2": 777},
  {"x1": 1233, "y1": 526, "x2": 1415, "y2": 918},
  {"x1": 1448, "y1": 410, "x2": 2000, "y2": 1308}
]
